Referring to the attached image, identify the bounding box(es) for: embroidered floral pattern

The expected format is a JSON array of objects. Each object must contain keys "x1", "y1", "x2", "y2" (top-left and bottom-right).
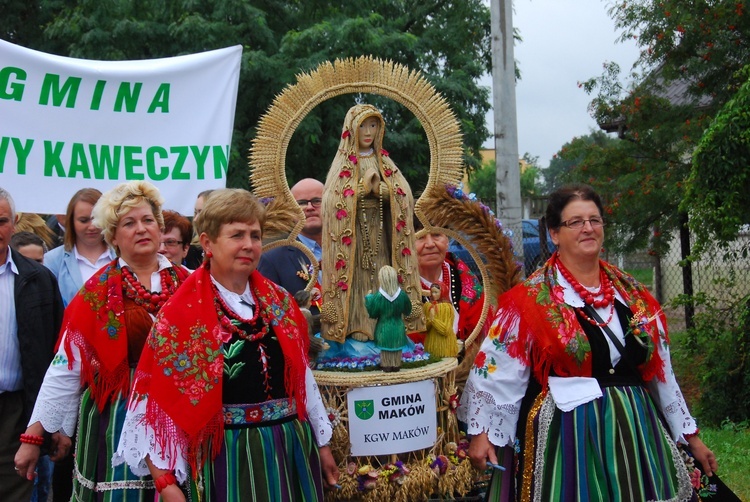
[
  {"x1": 487, "y1": 255, "x2": 667, "y2": 385},
  {"x1": 473, "y1": 351, "x2": 497, "y2": 378},
  {"x1": 222, "y1": 398, "x2": 296, "y2": 425},
  {"x1": 152, "y1": 320, "x2": 221, "y2": 405},
  {"x1": 222, "y1": 339, "x2": 246, "y2": 380}
]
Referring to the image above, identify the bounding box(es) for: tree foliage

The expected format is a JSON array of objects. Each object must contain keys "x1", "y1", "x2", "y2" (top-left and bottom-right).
[
  {"x1": 688, "y1": 66, "x2": 750, "y2": 247},
  {"x1": 7, "y1": 0, "x2": 492, "y2": 191},
  {"x1": 544, "y1": 130, "x2": 617, "y2": 194},
  {"x1": 573, "y1": 0, "x2": 750, "y2": 255}
]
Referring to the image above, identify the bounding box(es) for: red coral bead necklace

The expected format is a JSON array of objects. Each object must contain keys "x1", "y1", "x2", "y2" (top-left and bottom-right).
[
  {"x1": 556, "y1": 256, "x2": 616, "y2": 327},
  {"x1": 121, "y1": 266, "x2": 176, "y2": 314}
]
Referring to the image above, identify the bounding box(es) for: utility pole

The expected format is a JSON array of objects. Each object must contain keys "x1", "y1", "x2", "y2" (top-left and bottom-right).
[{"x1": 491, "y1": 0, "x2": 523, "y2": 265}]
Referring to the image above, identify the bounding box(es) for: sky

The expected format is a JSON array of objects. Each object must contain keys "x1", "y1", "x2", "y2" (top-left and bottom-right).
[{"x1": 484, "y1": 0, "x2": 641, "y2": 167}]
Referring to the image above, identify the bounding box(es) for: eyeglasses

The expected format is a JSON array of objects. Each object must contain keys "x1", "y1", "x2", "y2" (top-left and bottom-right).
[
  {"x1": 296, "y1": 198, "x2": 322, "y2": 208},
  {"x1": 560, "y1": 217, "x2": 605, "y2": 230},
  {"x1": 160, "y1": 239, "x2": 184, "y2": 248}
]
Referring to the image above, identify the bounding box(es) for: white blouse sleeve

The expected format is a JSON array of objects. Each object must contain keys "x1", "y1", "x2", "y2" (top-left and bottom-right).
[
  {"x1": 304, "y1": 366, "x2": 334, "y2": 447},
  {"x1": 113, "y1": 395, "x2": 189, "y2": 483},
  {"x1": 646, "y1": 322, "x2": 698, "y2": 442},
  {"x1": 457, "y1": 315, "x2": 530, "y2": 447},
  {"x1": 28, "y1": 331, "x2": 83, "y2": 437}
]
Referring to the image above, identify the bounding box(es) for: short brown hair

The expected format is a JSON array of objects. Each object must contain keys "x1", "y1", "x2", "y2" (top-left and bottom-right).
[
  {"x1": 193, "y1": 189, "x2": 265, "y2": 241},
  {"x1": 162, "y1": 210, "x2": 192, "y2": 250}
]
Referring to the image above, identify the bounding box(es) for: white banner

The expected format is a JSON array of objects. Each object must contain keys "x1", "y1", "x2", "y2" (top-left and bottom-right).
[
  {"x1": 0, "y1": 39, "x2": 241, "y2": 216},
  {"x1": 347, "y1": 379, "x2": 437, "y2": 456}
]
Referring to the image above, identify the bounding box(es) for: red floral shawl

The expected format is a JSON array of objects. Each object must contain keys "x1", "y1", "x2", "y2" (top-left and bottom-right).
[
  {"x1": 62, "y1": 259, "x2": 188, "y2": 410},
  {"x1": 488, "y1": 254, "x2": 667, "y2": 388},
  {"x1": 131, "y1": 265, "x2": 309, "y2": 475}
]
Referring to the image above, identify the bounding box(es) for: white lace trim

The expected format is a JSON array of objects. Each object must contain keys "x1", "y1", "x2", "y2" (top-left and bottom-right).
[
  {"x1": 305, "y1": 366, "x2": 334, "y2": 446},
  {"x1": 116, "y1": 368, "x2": 333, "y2": 482},
  {"x1": 459, "y1": 378, "x2": 519, "y2": 447},
  {"x1": 113, "y1": 397, "x2": 189, "y2": 483},
  {"x1": 74, "y1": 463, "x2": 154, "y2": 491},
  {"x1": 28, "y1": 332, "x2": 82, "y2": 436}
]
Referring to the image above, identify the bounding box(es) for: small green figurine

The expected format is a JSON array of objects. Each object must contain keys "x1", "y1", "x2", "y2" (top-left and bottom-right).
[{"x1": 365, "y1": 265, "x2": 412, "y2": 372}]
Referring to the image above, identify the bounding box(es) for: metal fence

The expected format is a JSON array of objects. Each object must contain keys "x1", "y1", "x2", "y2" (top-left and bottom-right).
[{"x1": 610, "y1": 231, "x2": 750, "y2": 331}]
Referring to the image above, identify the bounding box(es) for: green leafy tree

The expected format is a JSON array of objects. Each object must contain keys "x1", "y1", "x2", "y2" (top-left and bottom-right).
[
  {"x1": 575, "y1": 0, "x2": 750, "y2": 255},
  {"x1": 469, "y1": 160, "x2": 496, "y2": 210},
  {"x1": 25, "y1": 0, "x2": 492, "y2": 190},
  {"x1": 544, "y1": 130, "x2": 617, "y2": 194},
  {"x1": 688, "y1": 65, "x2": 750, "y2": 248},
  {"x1": 519, "y1": 153, "x2": 543, "y2": 197}
]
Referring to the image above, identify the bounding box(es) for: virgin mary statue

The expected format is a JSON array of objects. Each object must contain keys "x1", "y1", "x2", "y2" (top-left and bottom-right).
[{"x1": 320, "y1": 104, "x2": 424, "y2": 344}]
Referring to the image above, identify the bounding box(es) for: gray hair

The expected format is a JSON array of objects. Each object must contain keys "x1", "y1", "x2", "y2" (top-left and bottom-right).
[{"x1": 0, "y1": 187, "x2": 16, "y2": 220}]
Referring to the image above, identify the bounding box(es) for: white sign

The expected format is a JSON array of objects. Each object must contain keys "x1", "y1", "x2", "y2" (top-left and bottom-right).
[
  {"x1": 0, "y1": 39, "x2": 241, "y2": 215},
  {"x1": 348, "y1": 379, "x2": 437, "y2": 456}
]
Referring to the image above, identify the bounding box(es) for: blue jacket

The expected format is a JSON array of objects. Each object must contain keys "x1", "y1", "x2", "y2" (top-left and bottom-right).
[{"x1": 44, "y1": 245, "x2": 115, "y2": 306}]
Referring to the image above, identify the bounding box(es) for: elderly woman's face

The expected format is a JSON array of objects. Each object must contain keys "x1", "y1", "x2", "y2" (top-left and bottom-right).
[
  {"x1": 416, "y1": 232, "x2": 450, "y2": 272},
  {"x1": 111, "y1": 201, "x2": 160, "y2": 262},
  {"x1": 549, "y1": 199, "x2": 604, "y2": 263},
  {"x1": 206, "y1": 220, "x2": 263, "y2": 281}
]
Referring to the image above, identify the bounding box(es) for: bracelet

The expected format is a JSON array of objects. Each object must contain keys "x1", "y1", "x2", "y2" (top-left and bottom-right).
[
  {"x1": 684, "y1": 428, "x2": 700, "y2": 440},
  {"x1": 19, "y1": 434, "x2": 44, "y2": 446},
  {"x1": 154, "y1": 472, "x2": 177, "y2": 493}
]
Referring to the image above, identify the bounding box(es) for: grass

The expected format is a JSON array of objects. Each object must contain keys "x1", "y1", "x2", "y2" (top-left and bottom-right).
[
  {"x1": 700, "y1": 423, "x2": 750, "y2": 500},
  {"x1": 625, "y1": 267, "x2": 653, "y2": 289},
  {"x1": 669, "y1": 329, "x2": 750, "y2": 500}
]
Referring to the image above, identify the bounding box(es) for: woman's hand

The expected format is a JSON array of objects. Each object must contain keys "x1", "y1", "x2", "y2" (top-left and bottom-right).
[
  {"x1": 319, "y1": 445, "x2": 340, "y2": 489},
  {"x1": 14, "y1": 422, "x2": 46, "y2": 480},
  {"x1": 687, "y1": 435, "x2": 718, "y2": 477},
  {"x1": 49, "y1": 432, "x2": 72, "y2": 462},
  {"x1": 158, "y1": 484, "x2": 186, "y2": 502},
  {"x1": 146, "y1": 455, "x2": 185, "y2": 502},
  {"x1": 467, "y1": 432, "x2": 498, "y2": 471},
  {"x1": 14, "y1": 443, "x2": 40, "y2": 481}
]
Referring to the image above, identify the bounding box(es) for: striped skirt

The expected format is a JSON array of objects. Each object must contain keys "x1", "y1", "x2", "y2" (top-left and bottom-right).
[
  {"x1": 184, "y1": 416, "x2": 324, "y2": 502},
  {"x1": 487, "y1": 385, "x2": 693, "y2": 502},
  {"x1": 72, "y1": 388, "x2": 155, "y2": 502}
]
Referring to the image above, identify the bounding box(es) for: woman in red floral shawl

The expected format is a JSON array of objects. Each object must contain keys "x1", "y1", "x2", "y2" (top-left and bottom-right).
[
  {"x1": 115, "y1": 189, "x2": 338, "y2": 502},
  {"x1": 15, "y1": 181, "x2": 189, "y2": 501},
  {"x1": 459, "y1": 184, "x2": 717, "y2": 502}
]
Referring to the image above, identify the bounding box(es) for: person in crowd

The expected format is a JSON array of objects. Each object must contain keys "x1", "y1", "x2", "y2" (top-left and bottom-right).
[
  {"x1": 366, "y1": 265, "x2": 412, "y2": 372},
  {"x1": 115, "y1": 188, "x2": 339, "y2": 501},
  {"x1": 10, "y1": 231, "x2": 46, "y2": 263},
  {"x1": 258, "y1": 178, "x2": 324, "y2": 314},
  {"x1": 43, "y1": 188, "x2": 116, "y2": 501},
  {"x1": 43, "y1": 188, "x2": 116, "y2": 306},
  {"x1": 414, "y1": 225, "x2": 484, "y2": 348},
  {"x1": 46, "y1": 214, "x2": 65, "y2": 249},
  {"x1": 321, "y1": 104, "x2": 422, "y2": 343},
  {"x1": 14, "y1": 181, "x2": 189, "y2": 501},
  {"x1": 459, "y1": 183, "x2": 717, "y2": 501},
  {"x1": 9, "y1": 230, "x2": 52, "y2": 501},
  {"x1": 15, "y1": 212, "x2": 59, "y2": 251},
  {"x1": 160, "y1": 210, "x2": 192, "y2": 269},
  {"x1": 0, "y1": 187, "x2": 64, "y2": 502},
  {"x1": 422, "y1": 282, "x2": 458, "y2": 358},
  {"x1": 184, "y1": 189, "x2": 214, "y2": 269}
]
